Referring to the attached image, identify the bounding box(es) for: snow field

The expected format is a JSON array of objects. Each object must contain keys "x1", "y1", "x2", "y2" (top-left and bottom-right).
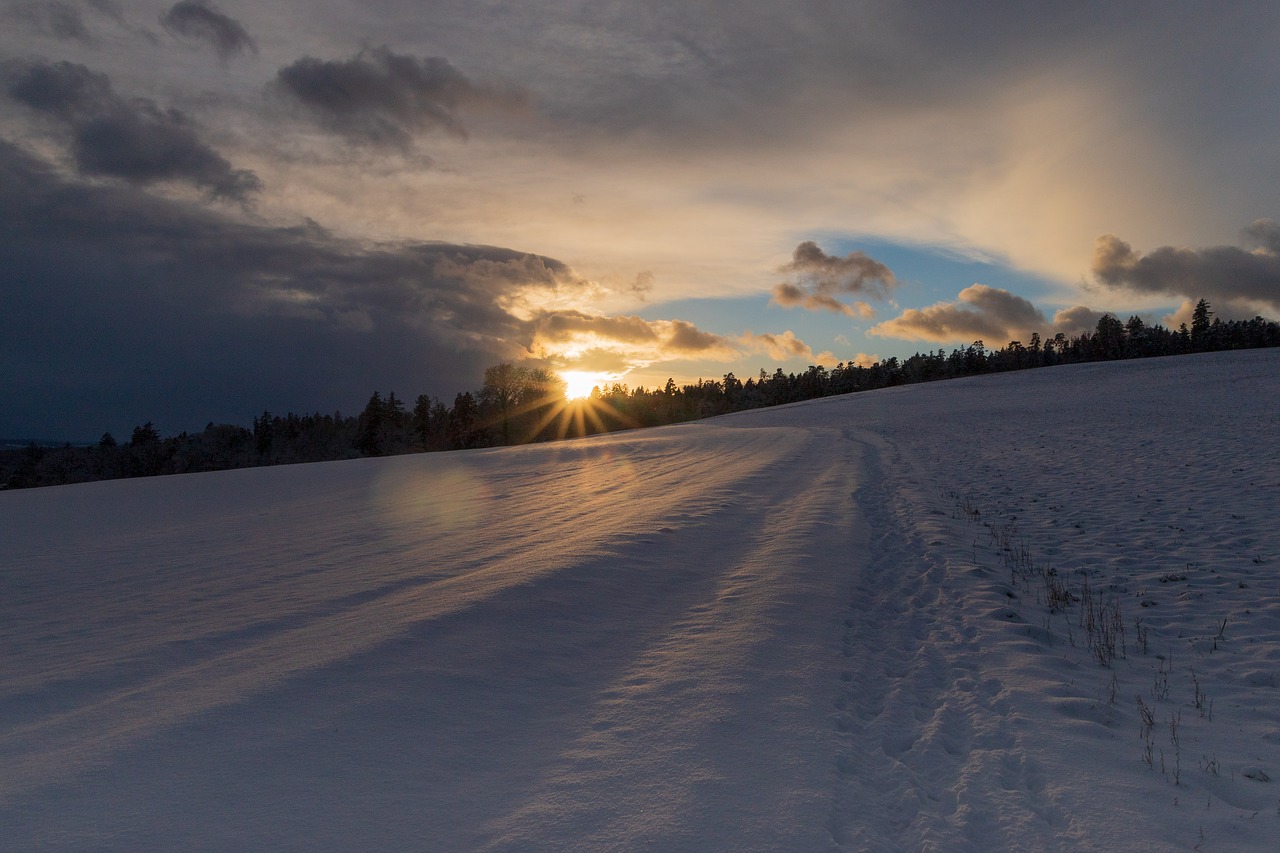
[
  {"x1": 2, "y1": 347, "x2": 1278, "y2": 850},
  {"x1": 848, "y1": 349, "x2": 1280, "y2": 851}
]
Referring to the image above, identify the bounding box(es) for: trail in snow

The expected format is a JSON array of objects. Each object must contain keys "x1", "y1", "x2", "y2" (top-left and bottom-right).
[
  {"x1": 829, "y1": 434, "x2": 1061, "y2": 851},
  {"x1": 2, "y1": 348, "x2": 1279, "y2": 851}
]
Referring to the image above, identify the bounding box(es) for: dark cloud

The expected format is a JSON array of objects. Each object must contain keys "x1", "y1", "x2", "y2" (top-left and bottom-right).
[
  {"x1": 2, "y1": 59, "x2": 260, "y2": 200},
  {"x1": 2, "y1": 56, "x2": 110, "y2": 118},
  {"x1": 0, "y1": 139, "x2": 584, "y2": 438},
  {"x1": 160, "y1": 0, "x2": 256, "y2": 60},
  {"x1": 71, "y1": 105, "x2": 262, "y2": 199},
  {"x1": 869, "y1": 284, "x2": 1047, "y2": 344},
  {"x1": 1092, "y1": 224, "x2": 1280, "y2": 315},
  {"x1": 275, "y1": 46, "x2": 525, "y2": 150},
  {"x1": 772, "y1": 241, "x2": 893, "y2": 316}
]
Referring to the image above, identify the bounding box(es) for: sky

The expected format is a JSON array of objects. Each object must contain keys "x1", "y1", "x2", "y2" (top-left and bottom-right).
[{"x1": 3, "y1": 1, "x2": 1280, "y2": 439}]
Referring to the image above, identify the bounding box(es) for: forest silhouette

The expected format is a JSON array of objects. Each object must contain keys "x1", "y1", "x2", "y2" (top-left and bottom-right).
[{"x1": 5, "y1": 300, "x2": 1278, "y2": 490}]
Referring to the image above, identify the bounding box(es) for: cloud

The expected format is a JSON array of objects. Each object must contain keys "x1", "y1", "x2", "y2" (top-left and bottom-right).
[
  {"x1": 2, "y1": 59, "x2": 260, "y2": 200},
  {"x1": 772, "y1": 241, "x2": 892, "y2": 316},
  {"x1": 7, "y1": 4, "x2": 1280, "y2": 436},
  {"x1": 783, "y1": 241, "x2": 897, "y2": 297},
  {"x1": 550, "y1": 348, "x2": 634, "y2": 375},
  {"x1": 160, "y1": 1, "x2": 256, "y2": 60},
  {"x1": 2, "y1": 56, "x2": 110, "y2": 118},
  {"x1": 850, "y1": 353, "x2": 878, "y2": 368},
  {"x1": 739, "y1": 330, "x2": 846, "y2": 367},
  {"x1": 869, "y1": 288, "x2": 1114, "y2": 343},
  {"x1": 1091, "y1": 223, "x2": 1280, "y2": 316},
  {"x1": 1243, "y1": 219, "x2": 1280, "y2": 255},
  {"x1": 772, "y1": 284, "x2": 874, "y2": 318},
  {"x1": 0, "y1": 124, "x2": 741, "y2": 432},
  {"x1": 1163, "y1": 297, "x2": 1268, "y2": 330},
  {"x1": 0, "y1": 139, "x2": 598, "y2": 436},
  {"x1": 530, "y1": 310, "x2": 661, "y2": 347},
  {"x1": 527, "y1": 308, "x2": 737, "y2": 372},
  {"x1": 86, "y1": 0, "x2": 121, "y2": 19},
  {"x1": 869, "y1": 284, "x2": 1047, "y2": 344},
  {"x1": 7, "y1": 1, "x2": 147, "y2": 47},
  {"x1": 9, "y1": 0, "x2": 89, "y2": 41},
  {"x1": 629, "y1": 270, "x2": 654, "y2": 301},
  {"x1": 275, "y1": 46, "x2": 526, "y2": 150},
  {"x1": 740, "y1": 330, "x2": 813, "y2": 361},
  {"x1": 666, "y1": 319, "x2": 729, "y2": 353},
  {"x1": 5, "y1": 2, "x2": 1276, "y2": 318},
  {"x1": 1050, "y1": 305, "x2": 1105, "y2": 338}
]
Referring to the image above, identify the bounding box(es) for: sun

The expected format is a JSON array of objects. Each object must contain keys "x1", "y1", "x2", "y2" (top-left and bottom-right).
[
  {"x1": 560, "y1": 370, "x2": 606, "y2": 400},
  {"x1": 523, "y1": 371, "x2": 638, "y2": 440}
]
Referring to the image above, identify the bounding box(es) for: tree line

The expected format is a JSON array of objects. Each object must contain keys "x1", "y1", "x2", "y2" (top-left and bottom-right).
[{"x1": 5, "y1": 299, "x2": 1278, "y2": 490}]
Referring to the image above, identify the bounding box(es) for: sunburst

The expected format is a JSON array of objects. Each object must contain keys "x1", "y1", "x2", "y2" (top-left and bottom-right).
[
  {"x1": 519, "y1": 384, "x2": 636, "y2": 441},
  {"x1": 560, "y1": 370, "x2": 608, "y2": 400}
]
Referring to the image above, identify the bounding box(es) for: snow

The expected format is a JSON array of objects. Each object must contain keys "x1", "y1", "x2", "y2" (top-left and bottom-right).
[{"x1": 3, "y1": 348, "x2": 1278, "y2": 851}]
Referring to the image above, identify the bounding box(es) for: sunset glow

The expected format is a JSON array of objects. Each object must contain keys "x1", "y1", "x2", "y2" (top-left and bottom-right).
[
  {"x1": 3, "y1": 2, "x2": 1278, "y2": 442},
  {"x1": 560, "y1": 371, "x2": 608, "y2": 400}
]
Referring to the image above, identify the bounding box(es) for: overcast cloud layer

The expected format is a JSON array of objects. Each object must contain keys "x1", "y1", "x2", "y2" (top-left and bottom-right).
[{"x1": 3, "y1": 1, "x2": 1279, "y2": 436}]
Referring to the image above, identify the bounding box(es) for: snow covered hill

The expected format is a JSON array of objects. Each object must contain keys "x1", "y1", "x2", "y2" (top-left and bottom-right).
[{"x1": 3, "y1": 349, "x2": 1278, "y2": 851}]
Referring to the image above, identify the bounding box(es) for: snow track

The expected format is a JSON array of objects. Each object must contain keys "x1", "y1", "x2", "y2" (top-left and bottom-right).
[{"x1": 831, "y1": 435, "x2": 1062, "y2": 851}]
